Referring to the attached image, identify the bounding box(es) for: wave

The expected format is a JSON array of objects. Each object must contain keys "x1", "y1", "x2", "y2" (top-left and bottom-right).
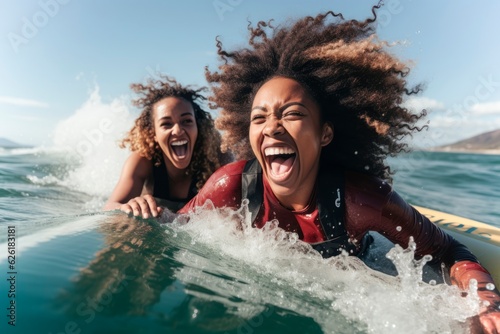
[
  {"x1": 5, "y1": 87, "x2": 136, "y2": 201},
  {"x1": 0, "y1": 146, "x2": 48, "y2": 156},
  {"x1": 49, "y1": 87, "x2": 135, "y2": 198},
  {"x1": 166, "y1": 203, "x2": 481, "y2": 333},
  {"x1": 0, "y1": 203, "x2": 482, "y2": 333}
]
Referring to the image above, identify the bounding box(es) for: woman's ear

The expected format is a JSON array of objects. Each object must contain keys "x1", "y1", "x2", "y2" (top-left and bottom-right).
[{"x1": 321, "y1": 123, "x2": 334, "y2": 146}]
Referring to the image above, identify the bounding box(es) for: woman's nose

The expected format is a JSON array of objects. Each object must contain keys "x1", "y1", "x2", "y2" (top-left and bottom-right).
[
  {"x1": 172, "y1": 123, "x2": 184, "y2": 135},
  {"x1": 263, "y1": 116, "x2": 284, "y2": 137}
]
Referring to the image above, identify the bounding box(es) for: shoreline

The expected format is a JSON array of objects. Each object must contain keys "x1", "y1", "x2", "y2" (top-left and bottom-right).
[{"x1": 423, "y1": 148, "x2": 500, "y2": 156}]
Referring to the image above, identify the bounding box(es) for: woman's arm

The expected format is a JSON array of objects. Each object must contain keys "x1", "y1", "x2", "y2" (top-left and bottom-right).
[
  {"x1": 346, "y1": 173, "x2": 500, "y2": 332},
  {"x1": 103, "y1": 153, "x2": 160, "y2": 218},
  {"x1": 380, "y1": 192, "x2": 500, "y2": 332}
]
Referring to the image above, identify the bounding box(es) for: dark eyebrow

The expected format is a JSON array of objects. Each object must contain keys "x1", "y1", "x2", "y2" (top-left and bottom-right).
[
  {"x1": 157, "y1": 112, "x2": 194, "y2": 121},
  {"x1": 279, "y1": 102, "x2": 307, "y2": 112},
  {"x1": 251, "y1": 106, "x2": 266, "y2": 113},
  {"x1": 251, "y1": 102, "x2": 307, "y2": 113}
]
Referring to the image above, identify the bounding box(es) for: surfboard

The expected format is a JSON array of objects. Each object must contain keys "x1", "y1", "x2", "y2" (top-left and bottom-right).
[{"x1": 414, "y1": 205, "x2": 500, "y2": 284}]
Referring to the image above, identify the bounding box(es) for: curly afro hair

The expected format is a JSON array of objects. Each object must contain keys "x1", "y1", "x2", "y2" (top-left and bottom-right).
[
  {"x1": 120, "y1": 74, "x2": 226, "y2": 190},
  {"x1": 206, "y1": 3, "x2": 426, "y2": 181}
]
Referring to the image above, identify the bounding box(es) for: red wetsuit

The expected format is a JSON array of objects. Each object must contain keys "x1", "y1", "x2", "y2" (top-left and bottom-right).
[{"x1": 179, "y1": 160, "x2": 477, "y2": 267}]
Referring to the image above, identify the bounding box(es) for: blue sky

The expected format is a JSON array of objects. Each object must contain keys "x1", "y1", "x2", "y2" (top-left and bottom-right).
[{"x1": 1, "y1": 0, "x2": 500, "y2": 147}]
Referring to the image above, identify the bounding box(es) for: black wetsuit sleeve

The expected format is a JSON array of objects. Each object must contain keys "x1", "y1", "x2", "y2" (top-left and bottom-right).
[{"x1": 381, "y1": 190, "x2": 479, "y2": 267}]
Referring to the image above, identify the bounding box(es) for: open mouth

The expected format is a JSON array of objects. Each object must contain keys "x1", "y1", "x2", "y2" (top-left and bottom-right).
[
  {"x1": 264, "y1": 147, "x2": 296, "y2": 177},
  {"x1": 171, "y1": 140, "x2": 188, "y2": 158}
]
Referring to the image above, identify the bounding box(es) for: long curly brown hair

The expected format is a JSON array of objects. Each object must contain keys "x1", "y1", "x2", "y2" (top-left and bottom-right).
[
  {"x1": 121, "y1": 75, "x2": 226, "y2": 190},
  {"x1": 206, "y1": 3, "x2": 426, "y2": 181}
]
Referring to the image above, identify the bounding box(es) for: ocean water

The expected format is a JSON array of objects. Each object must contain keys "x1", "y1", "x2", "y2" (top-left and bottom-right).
[
  {"x1": 389, "y1": 151, "x2": 500, "y2": 230},
  {"x1": 1, "y1": 99, "x2": 499, "y2": 333}
]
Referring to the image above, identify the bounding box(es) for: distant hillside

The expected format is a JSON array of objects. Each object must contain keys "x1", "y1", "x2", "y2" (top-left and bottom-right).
[
  {"x1": 435, "y1": 129, "x2": 500, "y2": 153},
  {"x1": 0, "y1": 137, "x2": 26, "y2": 148}
]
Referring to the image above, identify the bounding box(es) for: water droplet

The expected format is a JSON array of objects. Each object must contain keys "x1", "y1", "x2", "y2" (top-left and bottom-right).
[
  {"x1": 396, "y1": 226, "x2": 402, "y2": 232},
  {"x1": 354, "y1": 151, "x2": 358, "y2": 155},
  {"x1": 486, "y1": 283, "x2": 496, "y2": 291},
  {"x1": 364, "y1": 165, "x2": 370, "y2": 170}
]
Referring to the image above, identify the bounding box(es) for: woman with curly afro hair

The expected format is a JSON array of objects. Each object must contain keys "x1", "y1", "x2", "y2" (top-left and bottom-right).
[
  {"x1": 104, "y1": 75, "x2": 230, "y2": 215},
  {"x1": 178, "y1": 4, "x2": 500, "y2": 332}
]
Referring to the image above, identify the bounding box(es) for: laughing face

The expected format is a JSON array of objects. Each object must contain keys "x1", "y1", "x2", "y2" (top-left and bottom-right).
[
  {"x1": 152, "y1": 97, "x2": 198, "y2": 173},
  {"x1": 249, "y1": 77, "x2": 333, "y2": 210}
]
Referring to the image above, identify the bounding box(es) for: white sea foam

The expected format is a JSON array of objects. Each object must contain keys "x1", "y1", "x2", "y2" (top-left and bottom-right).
[
  {"x1": 27, "y1": 174, "x2": 62, "y2": 186},
  {"x1": 48, "y1": 86, "x2": 134, "y2": 203},
  {"x1": 0, "y1": 146, "x2": 51, "y2": 156},
  {"x1": 165, "y1": 201, "x2": 481, "y2": 334}
]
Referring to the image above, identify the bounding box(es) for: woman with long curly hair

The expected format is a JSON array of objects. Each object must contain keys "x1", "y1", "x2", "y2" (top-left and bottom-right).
[
  {"x1": 177, "y1": 4, "x2": 500, "y2": 332},
  {"x1": 104, "y1": 75, "x2": 229, "y2": 215}
]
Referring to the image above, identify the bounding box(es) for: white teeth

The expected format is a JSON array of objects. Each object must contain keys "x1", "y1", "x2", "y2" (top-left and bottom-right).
[
  {"x1": 264, "y1": 147, "x2": 295, "y2": 156},
  {"x1": 171, "y1": 140, "x2": 188, "y2": 146}
]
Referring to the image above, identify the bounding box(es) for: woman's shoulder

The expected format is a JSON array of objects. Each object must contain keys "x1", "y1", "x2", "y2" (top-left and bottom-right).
[
  {"x1": 125, "y1": 151, "x2": 153, "y2": 164},
  {"x1": 201, "y1": 160, "x2": 248, "y2": 189},
  {"x1": 179, "y1": 160, "x2": 248, "y2": 212},
  {"x1": 344, "y1": 169, "x2": 393, "y2": 200},
  {"x1": 343, "y1": 170, "x2": 397, "y2": 235},
  {"x1": 213, "y1": 160, "x2": 248, "y2": 177},
  {"x1": 123, "y1": 152, "x2": 154, "y2": 179}
]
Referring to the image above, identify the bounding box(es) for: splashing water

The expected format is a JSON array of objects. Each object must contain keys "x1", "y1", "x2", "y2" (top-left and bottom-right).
[
  {"x1": 158, "y1": 201, "x2": 482, "y2": 334},
  {"x1": 24, "y1": 86, "x2": 135, "y2": 210}
]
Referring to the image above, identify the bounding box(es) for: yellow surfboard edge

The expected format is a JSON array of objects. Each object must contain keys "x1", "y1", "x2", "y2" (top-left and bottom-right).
[{"x1": 413, "y1": 205, "x2": 500, "y2": 284}]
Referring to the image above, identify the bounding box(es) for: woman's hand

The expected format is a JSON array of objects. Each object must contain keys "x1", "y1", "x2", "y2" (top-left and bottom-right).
[
  {"x1": 477, "y1": 281, "x2": 500, "y2": 334},
  {"x1": 451, "y1": 261, "x2": 500, "y2": 334},
  {"x1": 120, "y1": 194, "x2": 163, "y2": 219},
  {"x1": 477, "y1": 302, "x2": 500, "y2": 334}
]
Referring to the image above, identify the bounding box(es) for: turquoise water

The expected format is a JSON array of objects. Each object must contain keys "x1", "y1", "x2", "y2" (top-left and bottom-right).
[
  {"x1": 0, "y1": 147, "x2": 498, "y2": 333},
  {"x1": 389, "y1": 151, "x2": 500, "y2": 229}
]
